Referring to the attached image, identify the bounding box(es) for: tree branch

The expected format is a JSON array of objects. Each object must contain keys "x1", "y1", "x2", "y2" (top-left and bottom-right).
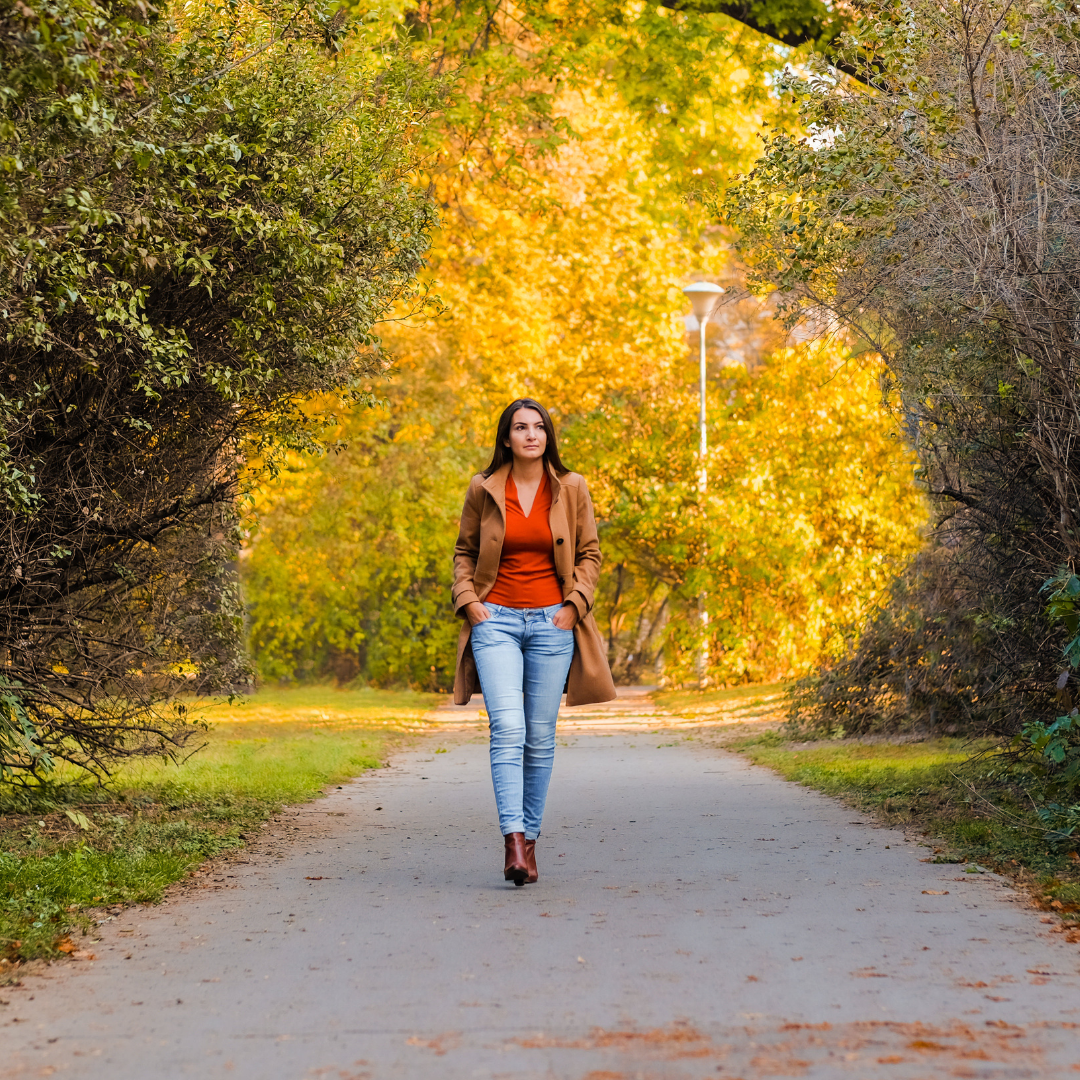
[{"x1": 659, "y1": 0, "x2": 869, "y2": 85}]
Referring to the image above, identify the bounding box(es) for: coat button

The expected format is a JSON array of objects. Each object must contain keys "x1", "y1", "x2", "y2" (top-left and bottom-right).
[{"x1": 556, "y1": 537, "x2": 564, "y2": 545}]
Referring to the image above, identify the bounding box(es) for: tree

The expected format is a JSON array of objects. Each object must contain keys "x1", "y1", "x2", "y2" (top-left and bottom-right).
[
  {"x1": 0, "y1": 0, "x2": 441, "y2": 776},
  {"x1": 243, "y1": 85, "x2": 923, "y2": 690},
  {"x1": 727, "y1": 0, "x2": 1080, "y2": 732}
]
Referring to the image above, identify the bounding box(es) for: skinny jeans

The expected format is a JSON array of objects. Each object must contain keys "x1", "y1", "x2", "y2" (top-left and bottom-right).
[{"x1": 469, "y1": 602, "x2": 576, "y2": 839}]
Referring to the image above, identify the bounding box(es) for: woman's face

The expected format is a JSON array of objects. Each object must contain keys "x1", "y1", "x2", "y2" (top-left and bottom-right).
[{"x1": 504, "y1": 407, "x2": 547, "y2": 464}]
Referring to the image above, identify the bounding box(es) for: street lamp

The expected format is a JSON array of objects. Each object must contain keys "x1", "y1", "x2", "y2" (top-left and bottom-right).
[
  {"x1": 682, "y1": 280, "x2": 724, "y2": 687},
  {"x1": 682, "y1": 281, "x2": 725, "y2": 493}
]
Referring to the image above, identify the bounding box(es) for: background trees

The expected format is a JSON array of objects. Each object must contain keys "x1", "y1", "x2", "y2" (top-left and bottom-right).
[
  {"x1": 0, "y1": 0, "x2": 934, "y2": 776},
  {"x1": 728, "y1": 0, "x2": 1080, "y2": 733},
  {"x1": 244, "y1": 78, "x2": 923, "y2": 691},
  {"x1": 0, "y1": 0, "x2": 440, "y2": 774}
]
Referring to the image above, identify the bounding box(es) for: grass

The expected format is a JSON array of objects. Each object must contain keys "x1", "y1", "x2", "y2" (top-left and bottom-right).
[
  {"x1": 728, "y1": 729, "x2": 1080, "y2": 923},
  {"x1": 0, "y1": 686, "x2": 439, "y2": 968}
]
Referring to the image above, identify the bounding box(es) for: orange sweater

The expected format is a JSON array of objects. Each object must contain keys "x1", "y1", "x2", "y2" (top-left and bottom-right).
[{"x1": 484, "y1": 472, "x2": 564, "y2": 608}]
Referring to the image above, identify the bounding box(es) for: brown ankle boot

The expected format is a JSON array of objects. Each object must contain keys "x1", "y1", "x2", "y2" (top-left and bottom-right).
[
  {"x1": 524, "y1": 839, "x2": 538, "y2": 884},
  {"x1": 503, "y1": 832, "x2": 528, "y2": 886}
]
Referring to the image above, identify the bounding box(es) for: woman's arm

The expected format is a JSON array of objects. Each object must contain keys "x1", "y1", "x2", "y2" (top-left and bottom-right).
[{"x1": 452, "y1": 477, "x2": 486, "y2": 618}]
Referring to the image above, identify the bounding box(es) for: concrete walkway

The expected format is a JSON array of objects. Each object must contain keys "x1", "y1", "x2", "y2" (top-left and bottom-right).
[{"x1": 4, "y1": 690, "x2": 1080, "y2": 1078}]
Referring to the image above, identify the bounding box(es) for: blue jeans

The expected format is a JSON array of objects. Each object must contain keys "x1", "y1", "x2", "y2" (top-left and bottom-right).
[{"x1": 469, "y1": 602, "x2": 576, "y2": 839}]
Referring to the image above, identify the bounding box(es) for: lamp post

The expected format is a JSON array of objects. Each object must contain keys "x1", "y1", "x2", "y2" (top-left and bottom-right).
[{"x1": 682, "y1": 281, "x2": 724, "y2": 686}]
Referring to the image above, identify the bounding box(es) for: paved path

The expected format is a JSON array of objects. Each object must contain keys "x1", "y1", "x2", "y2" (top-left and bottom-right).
[{"x1": 4, "y1": 691, "x2": 1080, "y2": 1078}]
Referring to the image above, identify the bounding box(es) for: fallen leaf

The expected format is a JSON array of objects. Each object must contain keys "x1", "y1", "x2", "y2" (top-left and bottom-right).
[
  {"x1": 576, "y1": 956, "x2": 585, "y2": 964},
  {"x1": 55, "y1": 937, "x2": 75, "y2": 954},
  {"x1": 922, "y1": 890, "x2": 949, "y2": 895},
  {"x1": 305, "y1": 876, "x2": 324, "y2": 881},
  {"x1": 746, "y1": 975, "x2": 759, "y2": 982}
]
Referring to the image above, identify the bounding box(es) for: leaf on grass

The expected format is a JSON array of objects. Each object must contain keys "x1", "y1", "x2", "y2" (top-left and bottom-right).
[{"x1": 63, "y1": 809, "x2": 92, "y2": 830}]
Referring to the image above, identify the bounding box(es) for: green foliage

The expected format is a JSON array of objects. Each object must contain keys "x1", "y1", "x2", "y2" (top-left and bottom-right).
[
  {"x1": 1042, "y1": 569, "x2": 1080, "y2": 670},
  {"x1": 1013, "y1": 570, "x2": 1080, "y2": 839},
  {"x1": 0, "y1": 680, "x2": 51, "y2": 779},
  {"x1": 0, "y1": 0, "x2": 442, "y2": 775}
]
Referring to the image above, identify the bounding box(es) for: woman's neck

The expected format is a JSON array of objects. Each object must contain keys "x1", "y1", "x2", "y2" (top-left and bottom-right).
[{"x1": 511, "y1": 456, "x2": 546, "y2": 484}]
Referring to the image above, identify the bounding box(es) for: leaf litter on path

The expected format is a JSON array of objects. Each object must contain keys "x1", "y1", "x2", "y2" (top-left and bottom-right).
[{"x1": 502, "y1": 1019, "x2": 1059, "y2": 1075}]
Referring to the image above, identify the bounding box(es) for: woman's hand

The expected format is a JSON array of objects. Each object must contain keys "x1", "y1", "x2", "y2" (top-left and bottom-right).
[
  {"x1": 465, "y1": 602, "x2": 491, "y2": 626},
  {"x1": 552, "y1": 603, "x2": 579, "y2": 631}
]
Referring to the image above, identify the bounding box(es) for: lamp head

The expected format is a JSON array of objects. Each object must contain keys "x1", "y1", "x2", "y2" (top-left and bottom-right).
[{"x1": 682, "y1": 281, "x2": 725, "y2": 321}]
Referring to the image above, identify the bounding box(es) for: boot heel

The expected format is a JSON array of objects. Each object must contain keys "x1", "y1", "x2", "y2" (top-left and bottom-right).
[{"x1": 503, "y1": 832, "x2": 528, "y2": 886}]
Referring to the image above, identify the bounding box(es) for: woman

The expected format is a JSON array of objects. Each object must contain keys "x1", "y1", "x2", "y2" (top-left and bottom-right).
[{"x1": 452, "y1": 399, "x2": 617, "y2": 886}]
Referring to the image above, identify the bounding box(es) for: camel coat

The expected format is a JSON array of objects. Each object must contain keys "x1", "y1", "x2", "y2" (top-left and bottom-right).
[{"x1": 451, "y1": 462, "x2": 617, "y2": 707}]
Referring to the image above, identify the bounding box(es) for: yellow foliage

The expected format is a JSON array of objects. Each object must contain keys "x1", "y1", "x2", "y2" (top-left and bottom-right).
[{"x1": 244, "y1": 85, "x2": 925, "y2": 688}]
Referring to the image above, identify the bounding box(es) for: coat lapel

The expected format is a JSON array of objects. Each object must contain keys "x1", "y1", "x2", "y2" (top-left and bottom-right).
[
  {"x1": 546, "y1": 463, "x2": 573, "y2": 580},
  {"x1": 480, "y1": 463, "x2": 511, "y2": 520},
  {"x1": 475, "y1": 464, "x2": 510, "y2": 586}
]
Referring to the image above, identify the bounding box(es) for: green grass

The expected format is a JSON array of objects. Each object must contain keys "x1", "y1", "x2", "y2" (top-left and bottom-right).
[
  {"x1": 0, "y1": 686, "x2": 439, "y2": 966},
  {"x1": 730, "y1": 731, "x2": 1080, "y2": 917}
]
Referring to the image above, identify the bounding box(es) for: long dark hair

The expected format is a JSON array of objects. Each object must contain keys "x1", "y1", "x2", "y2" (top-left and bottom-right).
[{"x1": 482, "y1": 399, "x2": 570, "y2": 477}]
